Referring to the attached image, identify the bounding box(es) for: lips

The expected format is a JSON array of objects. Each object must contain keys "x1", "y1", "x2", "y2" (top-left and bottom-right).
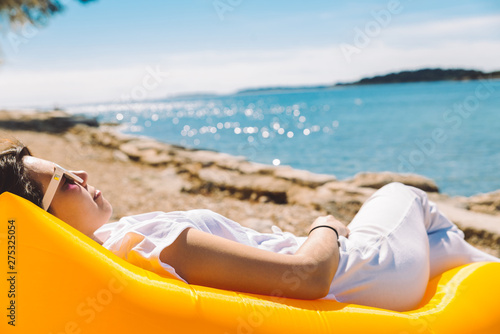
[{"x1": 94, "y1": 189, "x2": 101, "y2": 200}]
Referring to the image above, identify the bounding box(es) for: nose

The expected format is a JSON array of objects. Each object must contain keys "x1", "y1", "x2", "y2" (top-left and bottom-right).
[{"x1": 72, "y1": 171, "x2": 89, "y2": 187}]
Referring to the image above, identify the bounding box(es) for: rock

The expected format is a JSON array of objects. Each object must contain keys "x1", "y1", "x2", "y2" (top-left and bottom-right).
[
  {"x1": 465, "y1": 190, "x2": 500, "y2": 215},
  {"x1": 213, "y1": 155, "x2": 249, "y2": 170},
  {"x1": 274, "y1": 166, "x2": 336, "y2": 188},
  {"x1": 139, "y1": 150, "x2": 173, "y2": 166},
  {"x1": 319, "y1": 181, "x2": 376, "y2": 197},
  {"x1": 119, "y1": 140, "x2": 173, "y2": 161},
  {"x1": 112, "y1": 150, "x2": 130, "y2": 162},
  {"x1": 107, "y1": 130, "x2": 137, "y2": 145},
  {"x1": 118, "y1": 139, "x2": 176, "y2": 166},
  {"x1": 174, "y1": 150, "x2": 216, "y2": 167},
  {"x1": 347, "y1": 171, "x2": 439, "y2": 192},
  {"x1": 308, "y1": 182, "x2": 376, "y2": 223},
  {"x1": 0, "y1": 110, "x2": 98, "y2": 133},
  {"x1": 238, "y1": 162, "x2": 276, "y2": 175},
  {"x1": 175, "y1": 150, "x2": 247, "y2": 169},
  {"x1": 119, "y1": 142, "x2": 144, "y2": 160},
  {"x1": 286, "y1": 184, "x2": 321, "y2": 206},
  {"x1": 69, "y1": 125, "x2": 133, "y2": 149},
  {"x1": 94, "y1": 128, "x2": 136, "y2": 148},
  {"x1": 196, "y1": 168, "x2": 290, "y2": 203},
  {"x1": 194, "y1": 151, "x2": 246, "y2": 168},
  {"x1": 432, "y1": 200, "x2": 500, "y2": 254}
]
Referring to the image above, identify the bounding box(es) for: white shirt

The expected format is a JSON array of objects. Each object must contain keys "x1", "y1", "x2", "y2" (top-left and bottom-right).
[{"x1": 94, "y1": 209, "x2": 309, "y2": 285}]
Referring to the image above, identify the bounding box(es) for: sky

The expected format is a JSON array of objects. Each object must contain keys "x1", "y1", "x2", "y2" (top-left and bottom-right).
[{"x1": 0, "y1": 0, "x2": 499, "y2": 108}]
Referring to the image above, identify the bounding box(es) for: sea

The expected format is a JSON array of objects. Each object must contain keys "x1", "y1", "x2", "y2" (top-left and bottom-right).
[{"x1": 67, "y1": 79, "x2": 500, "y2": 197}]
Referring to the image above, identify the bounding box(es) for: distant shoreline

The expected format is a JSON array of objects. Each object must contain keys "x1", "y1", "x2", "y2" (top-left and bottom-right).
[{"x1": 235, "y1": 68, "x2": 500, "y2": 95}]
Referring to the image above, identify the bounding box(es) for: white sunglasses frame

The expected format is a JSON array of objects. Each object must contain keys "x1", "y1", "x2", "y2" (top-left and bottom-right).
[{"x1": 42, "y1": 165, "x2": 84, "y2": 211}]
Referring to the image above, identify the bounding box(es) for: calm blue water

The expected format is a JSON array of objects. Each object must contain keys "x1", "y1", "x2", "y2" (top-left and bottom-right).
[{"x1": 69, "y1": 79, "x2": 500, "y2": 197}]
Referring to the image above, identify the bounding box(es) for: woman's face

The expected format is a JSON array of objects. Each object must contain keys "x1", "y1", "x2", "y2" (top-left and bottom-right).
[{"x1": 23, "y1": 156, "x2": 113, "y2": 239}]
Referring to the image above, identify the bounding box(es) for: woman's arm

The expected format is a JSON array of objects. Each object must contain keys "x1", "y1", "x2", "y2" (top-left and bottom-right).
[{"x1": 159, "y1": 215, "x2": 349, "y2": 299}]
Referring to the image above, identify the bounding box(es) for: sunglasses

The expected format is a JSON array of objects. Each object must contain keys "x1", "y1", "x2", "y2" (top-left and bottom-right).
[{"x1": 42, "y1": 164, "x2": 84, "y2": 211}]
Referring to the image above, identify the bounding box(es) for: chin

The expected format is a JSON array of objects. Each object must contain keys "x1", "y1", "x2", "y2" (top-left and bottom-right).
[{"x1": 105, "y1": 203, "x2": 113, "y2": 221}]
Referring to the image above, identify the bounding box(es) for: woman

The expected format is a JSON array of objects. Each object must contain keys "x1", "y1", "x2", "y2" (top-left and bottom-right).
[{"x1": 1, "y1": 139, "x2": 499, "y2": 312}]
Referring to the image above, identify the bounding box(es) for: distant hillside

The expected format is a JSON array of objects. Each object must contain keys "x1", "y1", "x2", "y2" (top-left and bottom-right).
[
  {"x1": 234, "y1": 68, "x2": 500, "y2": 95},
  {"x1": 336, "y1": 68, "x2": 500, "y2": 86}
]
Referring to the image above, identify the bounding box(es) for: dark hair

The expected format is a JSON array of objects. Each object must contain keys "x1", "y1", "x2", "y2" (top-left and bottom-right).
[{"x1": 0, "y1": 139, "x2": 44, "y2": 208}]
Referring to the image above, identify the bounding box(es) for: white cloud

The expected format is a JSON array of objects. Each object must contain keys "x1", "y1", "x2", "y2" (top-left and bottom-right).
[
  {"x1": 0, "y1": 48, "x2": 341, "y2": 108},
  {"x1": 159, "y1": 47, "x2": 339, "y2": 94},
  {"x1": 387, "y1": 14, "x2": 500, "y2": 42},
  {"x1": 374, "y1": 14, "x2": 500, "y2": 50},
  {"x1": 0, "y1": 65, "x2": 168, "y2": 108},
  {"x1": 333, "y1": 40, "x2": 500, "y2": 81},
  {"x1": 0, "y1": 15, "x2": 499, "y2": 108}
]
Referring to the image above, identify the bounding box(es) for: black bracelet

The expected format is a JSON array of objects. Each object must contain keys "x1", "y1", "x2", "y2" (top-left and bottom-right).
[{"x1": 308, "y1": 225, "x2": 339, "y2": 239}]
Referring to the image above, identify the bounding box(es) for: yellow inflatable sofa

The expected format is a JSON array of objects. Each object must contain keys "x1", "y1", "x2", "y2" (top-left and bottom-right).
[{"x1": 1, "y1": 192, "x2": 500, "y2": 334}]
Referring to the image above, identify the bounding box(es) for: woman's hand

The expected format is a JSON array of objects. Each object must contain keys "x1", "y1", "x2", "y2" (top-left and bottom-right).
[{"x1": 309, "y1": 215, "x2": 350, "y2": 238}]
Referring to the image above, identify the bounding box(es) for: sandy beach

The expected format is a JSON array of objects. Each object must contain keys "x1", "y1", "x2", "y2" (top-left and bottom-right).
[{"x1": 1, "y1": 110, "x2": 499, "y2": 256}]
